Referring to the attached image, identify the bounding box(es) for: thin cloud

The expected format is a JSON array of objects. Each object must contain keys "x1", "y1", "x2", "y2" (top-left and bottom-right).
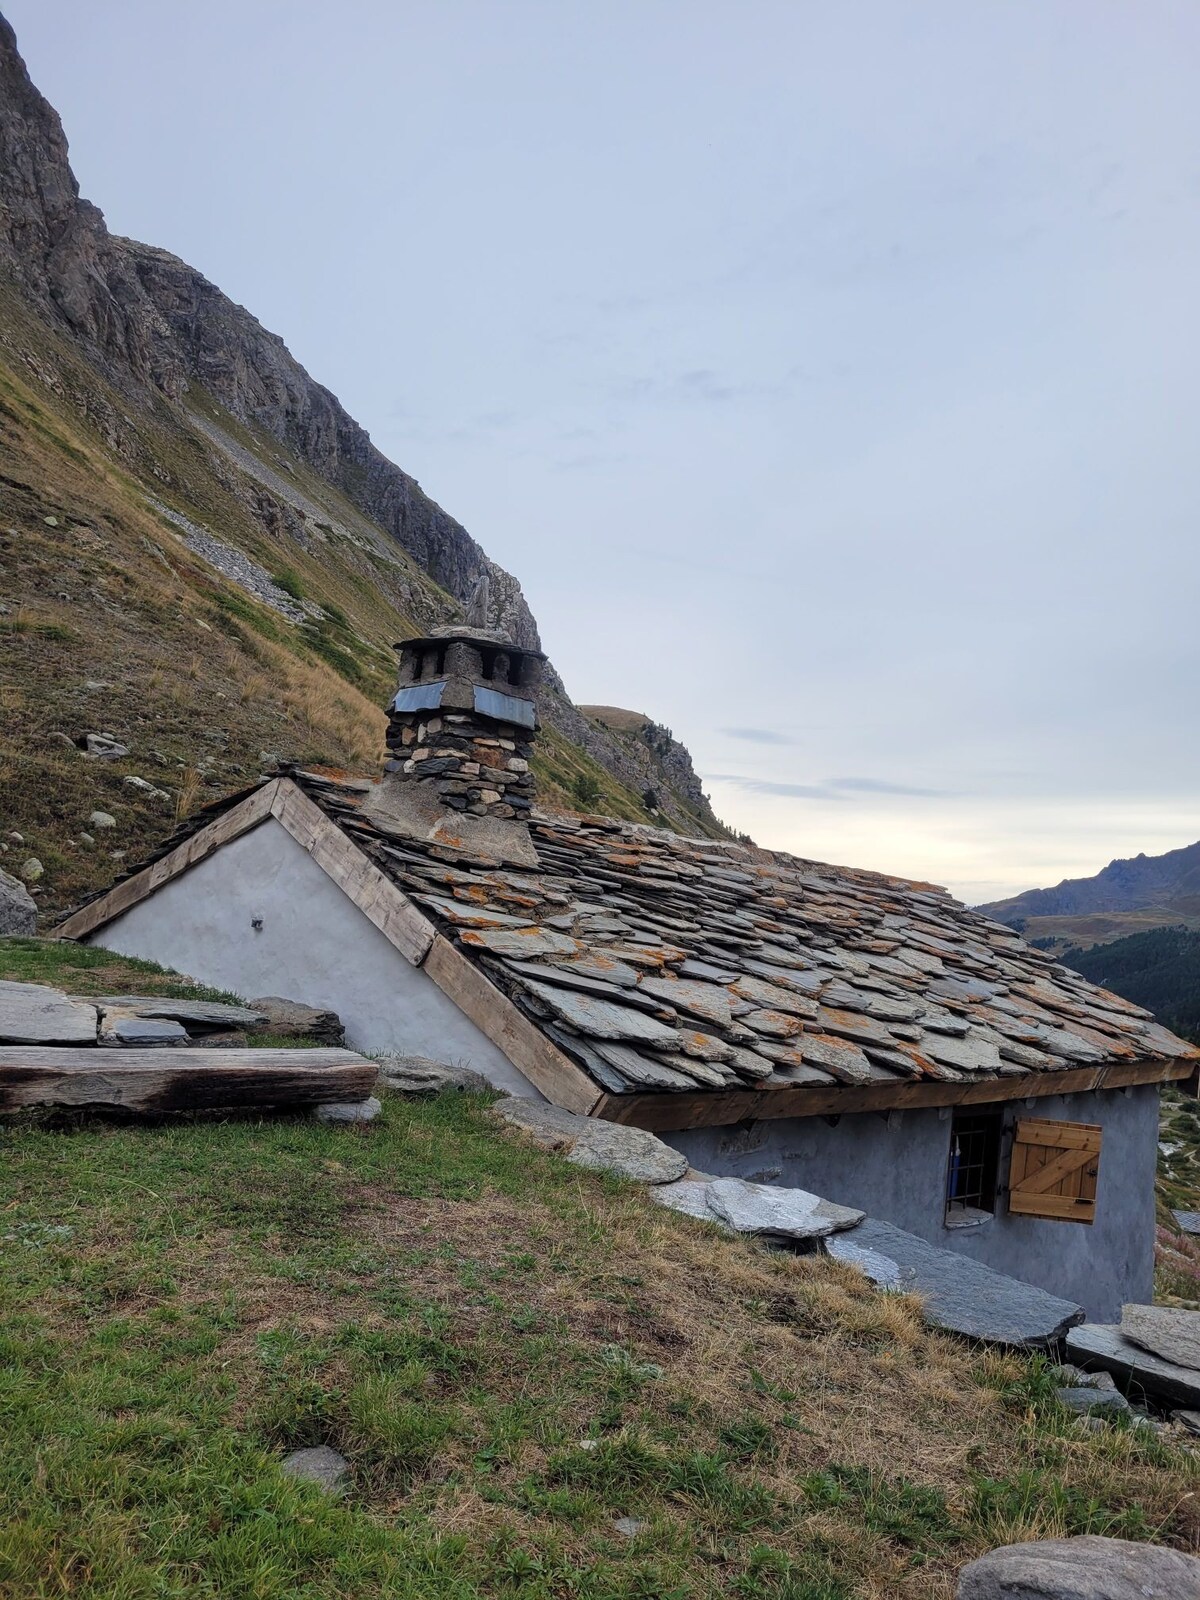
[
  {"x1": 708, "y1": 773, "x2": 950, "y2": 802},
  {"x1": 829, "y1": 776, "x2": 950, "y2": 798},
  {"x1": 720, "y1": 727, "x2": 795, "y2": 745},
  {"x1": 706, "y1": 775, "x2": 847, "y2": 801}
]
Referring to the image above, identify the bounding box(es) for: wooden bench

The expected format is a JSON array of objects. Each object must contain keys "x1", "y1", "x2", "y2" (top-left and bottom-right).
[{"x1": 0, "y1": 1047, "x2": 377, "y2": 1114}]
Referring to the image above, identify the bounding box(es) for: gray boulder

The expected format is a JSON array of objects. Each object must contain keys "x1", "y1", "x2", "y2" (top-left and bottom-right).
[
  {"x1": 248, "y1": 995, "x2": 345, "y2": 1045},
  {"x1": 1067, "y1": 1323, "x2": 1200, "y2": 1409},
  {"x1": 280, "y1": 1446, "x2": 350, "y2": 1495},
  {"x1": 0, "y1": 868, "x2": 36, "y2": 935},
  {"x1": 956, "y1": 1534, "x2": 1200, "y2": 1598},
  {"x1": 490, "y1": 1097, "x2": 688, "y2": 1185},
  {"x1": 827, "y1": 1218, "x2": 1083, "y2": 1348},
  {"x1": 1119, "y1": 1303, "x2": 1200, "y2": 1371},
  {"x1": 1173, "y1": 1210, "x2": 1200, "y2": 1236},
  {"x1": 377, "y1": 1055, "x2": 491, "y2": 1095},
  {"x1": 83, "y1": 733, "x2": 128, "y2": 759}
]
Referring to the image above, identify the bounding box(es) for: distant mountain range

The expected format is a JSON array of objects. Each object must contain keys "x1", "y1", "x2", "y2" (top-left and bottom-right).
[{"x1": 978, "y1": 840, "x2": 1200, "y2": 956}]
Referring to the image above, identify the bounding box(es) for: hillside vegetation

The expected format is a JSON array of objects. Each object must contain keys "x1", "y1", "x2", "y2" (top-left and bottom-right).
[{"x1": 0, "y1": 290, "x2": 716, "y2": 920}]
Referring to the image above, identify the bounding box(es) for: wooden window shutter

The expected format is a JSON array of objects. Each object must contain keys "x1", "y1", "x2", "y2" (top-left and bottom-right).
[{"x1": 1007, "y1": 1118, "x2": 1102, "y2": 1224}]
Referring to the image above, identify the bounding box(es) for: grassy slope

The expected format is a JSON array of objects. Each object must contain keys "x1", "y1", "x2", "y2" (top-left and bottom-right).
[
  {"x1": 0, "y1": 289, "x2": 675, "y2": 919},
  {"x1": 1, "y1": 940, "x2": 1198, "y2": 1599}
]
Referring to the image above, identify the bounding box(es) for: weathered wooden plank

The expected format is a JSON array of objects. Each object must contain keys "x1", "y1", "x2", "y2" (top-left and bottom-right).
[
  {"x1": 1007, "y1": 1190, "x2": 1098, "y2": 1222},
  {"x1": 591, "y1": 1057, "x2": 1192, "y2": 1131},
  {"x1": 55, "y1": 782, "x2": 281, "y2": 940},
  {"x1": 1010, "y1": 1119, "x2": 1102, "y2": 1152},
  {"x1": 0, "y1": 1046, "x2": 376, "y2": 1113},
  {"x1": 270, "y1": 782, "x2": 435, "y2": 966},
  {"x1": 422, "y1": 936, "x2": 601, "y2": 1115}
]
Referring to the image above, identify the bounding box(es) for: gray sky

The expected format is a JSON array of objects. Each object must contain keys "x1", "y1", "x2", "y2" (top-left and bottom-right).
[{"x1": 11, "y1": 1, "x2": 1199, "y2": 901}]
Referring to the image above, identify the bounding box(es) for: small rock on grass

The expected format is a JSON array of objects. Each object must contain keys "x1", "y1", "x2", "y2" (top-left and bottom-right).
[
  {"x1": 281, "y1": 1446, "x2": 350, "y2": 1495},
  {"x1": 613, "y1": 1518, "x2": 647, "y2": 1539},
  {"x1": 377, "y1": 1055, "x2": 491, "y2": 1094},
  {"x1": 89, "y1": 811, "x2": 117, "y2": 830},
  {"x1": 1054, "y1": 1386, "x2": 1130, "y2": 1417},
  {"x1": 314, "y1": 1096, "x2": 382, "y2": 1124}
]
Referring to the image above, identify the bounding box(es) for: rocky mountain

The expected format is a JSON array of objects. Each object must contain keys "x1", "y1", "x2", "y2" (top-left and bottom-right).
[
  {"x1": 0, "y1": 13, "x2": 726, "y2": 917},
  {"x1": 978, "y1": 840, "x2": 1200, "y2": 954}
]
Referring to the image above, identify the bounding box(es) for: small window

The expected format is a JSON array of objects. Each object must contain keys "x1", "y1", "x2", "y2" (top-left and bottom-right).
[{"x1": 945, "y1": 1110, "x2": 1002, "y2": 1224}]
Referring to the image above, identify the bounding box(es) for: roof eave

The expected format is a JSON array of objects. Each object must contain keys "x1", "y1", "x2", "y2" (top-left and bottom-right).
[{"x1": 591, "y1": 1054, "x2": 1195, "y2": 1131}]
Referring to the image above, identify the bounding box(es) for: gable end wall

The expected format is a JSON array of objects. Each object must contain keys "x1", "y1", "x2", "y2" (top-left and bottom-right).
[{"x1": 86, "y1": 817, "x2": 543, "y2": 1099}]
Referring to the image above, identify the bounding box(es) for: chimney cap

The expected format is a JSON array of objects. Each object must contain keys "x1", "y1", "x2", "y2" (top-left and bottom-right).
[{"x1": 393, "y1": 627, "x2": 547, "y2": 662}]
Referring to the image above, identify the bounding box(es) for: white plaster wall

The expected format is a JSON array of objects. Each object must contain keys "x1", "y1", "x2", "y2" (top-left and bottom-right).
[{"x1": 89, "y1": 819, "x2": 542, "y2": 1098}]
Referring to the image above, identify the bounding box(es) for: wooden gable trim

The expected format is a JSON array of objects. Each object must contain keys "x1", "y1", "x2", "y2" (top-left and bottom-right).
[
  {"x1": 422, "y1": 935, "x2": 602, "y2": 1115},
  {"x1": 591, "y1": 1054, "x2": 1193, "y2": 1131},
  {"x1": 268, "y1": 782, "x2": 435, "y2": 966},
  {"x1": 55, "y1": 780, "x2": 283, "y2": 940}
]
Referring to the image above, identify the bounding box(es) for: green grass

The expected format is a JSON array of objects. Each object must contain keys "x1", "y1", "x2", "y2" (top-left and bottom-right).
[
  {"x1": 1, "y1": 1089, "x2": 1196, "y2": 1599},
  {"x1": 0, "y1": 937, "x2": 244, "y2": 1005}
]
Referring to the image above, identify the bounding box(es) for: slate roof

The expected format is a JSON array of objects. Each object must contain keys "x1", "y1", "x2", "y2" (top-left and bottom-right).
[{"x1": 284, "y1": 770, "x2": 1198, "y2": 1099}]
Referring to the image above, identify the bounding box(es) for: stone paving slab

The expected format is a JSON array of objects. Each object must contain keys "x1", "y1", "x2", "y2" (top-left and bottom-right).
[
  {"x1": 1067, "y1": 1322, "x2": 1200, "y2": 1409},
  {"x1": 826, "y1": 1217, "x2": 1084, "y2": 1347}
]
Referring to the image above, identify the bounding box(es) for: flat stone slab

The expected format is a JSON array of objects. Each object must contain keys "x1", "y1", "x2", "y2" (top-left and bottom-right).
[
  {"x1": 491, "y1": 1098, "x2": 688, "y2": 1185},
  {"x1": 652, "y1": 1178, "x2": 730, "y2": 1224},
  {"x1": 0, "y1": 981, "x2": 97, "y2": 1045},
  {"x1": 827, "y1": 1218, "x2": 1084, "y2": 1348},
  {"x1": 956, "y1": 1534, "x2": 1200, "y2": 1599},
  {"x1": 99, "y1": 1012, "x2": 190, "y2": 1048},
  {"x1": 704, "y1": 1177, "x2": 864, "y2": 1239},
  {"x1": 1067, "y1": 1323, "x2": 1200, "y2": 1409},
  {"x1": 88, "y1": 996, "x2": 270, "y2": 1031},
  {"x1": 280, "y1": 1445, "x2": 350, "y2": 1495},
  {"x1": 1119, "y1": 1303, "x2": 1200, "y2": 1371},
  {"x1": 650, "y1": 1176, "x2": 862, "y2": 1239},
  {"x1": 1173, "y1": 1210, "x2": 1200, "y2": 1235}
]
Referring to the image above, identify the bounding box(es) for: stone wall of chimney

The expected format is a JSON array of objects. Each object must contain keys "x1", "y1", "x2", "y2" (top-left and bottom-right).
[{"x1": 384, "y1": 710, "x2": 535, "y2": 820}]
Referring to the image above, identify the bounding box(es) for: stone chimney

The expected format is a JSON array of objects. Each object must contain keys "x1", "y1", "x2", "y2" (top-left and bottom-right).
[{"x1": 362, "y1": 623, "x2": 546, "y2": 866}]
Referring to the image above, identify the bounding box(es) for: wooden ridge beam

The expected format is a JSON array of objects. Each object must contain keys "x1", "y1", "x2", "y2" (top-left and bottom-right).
[
  {"x1": 268, "y1": 782, "x2": 435, "y2": 966},
  {"x1": 591, "y1": 1056, "x2": 1195, "y2": 1131}
]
